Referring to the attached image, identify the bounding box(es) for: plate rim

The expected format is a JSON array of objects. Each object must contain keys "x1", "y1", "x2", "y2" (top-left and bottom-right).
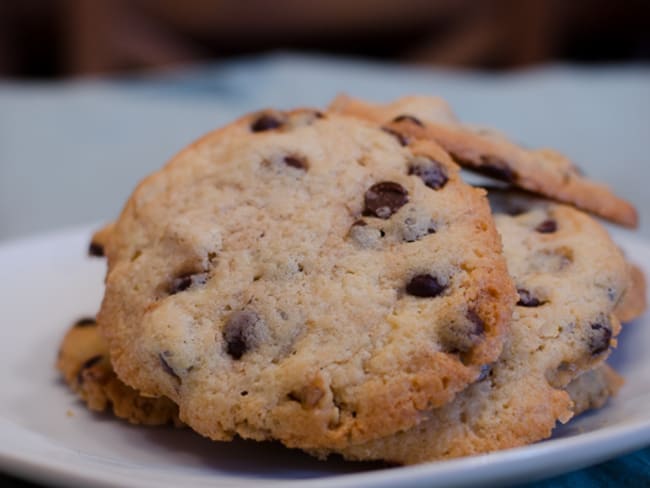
[{"x1": 1, "y1": 224, "x2": 649, "y2": 488}]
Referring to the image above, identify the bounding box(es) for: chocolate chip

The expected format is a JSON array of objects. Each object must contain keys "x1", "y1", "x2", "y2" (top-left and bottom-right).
[
  {"x1": 251, "y1": 113, "x2": 284, "y2": 132},
  {"x1": 406, "y1": 274, "x2": 446, "y2": 298},
  {"x1": 76, "y1": 355, "x2": 103, "y2": 385},
  {"x1": 451, "y1": 152, "x2": 518, "y2": 183},
  {"x1": 284, "y1": 155, "x2": 308, "y2": 170},
  {"x1": 74, "y1": 317, "x2": 96, "y2": 327},
  {"x1": 363, "y1": 182, "x2": 409, "y2": 219},
  {"x1": 393, "y1": 114, "x2": 424, "y2": 127},
  {"x1": 589, "y1": 322, "x2": 612, "y2": 356},
  {"x1": 477, "y1": 156, "x2": 518, "y2": 183},
  {"x1": 223, "y1": 311, "x2": 266, "y2": 359},
  {"x1": 352, "y1": 219, "x2": 367, "y2": 227},
  {"x1": 381, "y1": 127, "x2": 409, "y2": 146},
  {"x1": 168, "y1": 272, "x2": 208, "y2": 295},
  {"x1": 408, "y1": 157, "x2": 449, "y2": 190},
  {"x1": 88, "y1": 242, "x2": 104, "y2": 257},
  {"x1": 159, "y1": 353, "x2": 181, "y2": 382},
  {"x1": 517, "y1": 289, "x2": 544, "y2": 307},
  {"x1": 438, "y1": 309, "x2": 485, "y2": 355},
  {"x1": 466, "y1": 309, "x2": 485, "y2": 336},
  {"x1": 81, "y1": 355, "x2": 102, "y2": 369},
  {"x1": 535, "y1": 219, "x2": 557, "y2": 233}
]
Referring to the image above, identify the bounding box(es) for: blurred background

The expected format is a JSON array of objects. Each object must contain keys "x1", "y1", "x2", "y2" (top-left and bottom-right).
[
  {"x1": 1, "y1": 0, "x2": 649, "y2": 78},
  {"x1": 1, "y1": 0, "x2": 649, "y2": 244}
]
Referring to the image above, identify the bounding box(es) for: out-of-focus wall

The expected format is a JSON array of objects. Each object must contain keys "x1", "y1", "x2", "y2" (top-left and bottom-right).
[{"x1": 1, "y1": 0, "x2": 649, "y2": 78}]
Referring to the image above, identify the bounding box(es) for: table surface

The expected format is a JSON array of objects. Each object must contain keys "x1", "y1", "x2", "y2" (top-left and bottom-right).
[{"x1": 1, "y1": 53, "x2": 649, "y2": 487}]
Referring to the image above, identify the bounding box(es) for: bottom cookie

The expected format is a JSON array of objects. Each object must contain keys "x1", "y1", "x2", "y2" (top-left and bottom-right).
[
  {"x1": 57, "y1": 317, "x2": 622, "y2": 462},
  {"x1": 57, "y1": 317, "x2": 182, "y2": 427}
]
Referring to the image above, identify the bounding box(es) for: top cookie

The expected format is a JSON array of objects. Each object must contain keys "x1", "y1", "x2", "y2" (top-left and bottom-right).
[
  {"x1": 329, "y1": 95, "x2": 638, "y2": 228},
  {"x1": 98, "y1": 108, "x2": 516, "y2": 449}
]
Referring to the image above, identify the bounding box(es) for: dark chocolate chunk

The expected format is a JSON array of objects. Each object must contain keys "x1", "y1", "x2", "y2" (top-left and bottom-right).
[
  {"x1": 76, "y1": 355, "x2": 103, "y2": 385},
  {"x1": 381, "y1": 127, "x2": 409, "y2": 146},
  {"x1": 535, "y1": 219, "x2": 557, "y2": 233},
  {"x1": 589, "y1": 322, "x2": 612, "y2": 356},
  {"x1": 408, "y1": 158, "x2": 449, "y2": 190},
  {"x1": 477, "y1": 156, "x2": 518, "y2": 183},
  {"x1": 406, "y1": 274, "x2": 446, "y2": 298},
  {"x1": 159, "y1": 353, "x2": 181, "y2": 382},
  {"x1": 88, "y1": 242, "x2": 104, "y2": 257},
  {"x1": 251, "y1": 113, "x2": 284, "y2": 132},
  {"x1": 168, "y1": 272, "x2": 208, "y2": 295},
  {"x1": 438, "y1": 309, "x2": 485, "y2": 355},
  {"x1": 516, "y1": 289, "x2": 544, "y2": 307},
  {"x1": 466, "y1": 309, "x2": 485, "y2": 336},
  {"x1": 223, "y1": 311, "x2": 265, "y2": 359},
  {"x1": 284, "y1": 155, "x2": 308, "y2": 170},
  {"x1": 74, "y1": 317, "x2": 96, "y2": 327},
  {"x1": 451, "y1": 152, "x2": 518, "y2": 183},
  {"x1": 393, "y1": 114, "x2": 424, "y2": 127},
  {"x1": 363, "y1": 182, "x2": 409, "y2": 219}
]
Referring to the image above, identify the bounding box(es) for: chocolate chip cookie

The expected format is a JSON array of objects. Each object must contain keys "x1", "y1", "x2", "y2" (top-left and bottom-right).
[
  {"x1": 329, "y1": 95, "x2": 638, "y2": 227},
  {"x1": 57, "y1": 317, "x2": 181, "y2": 426},
  {"x1": 97, "y1": 108, "x2": 516, "y2": 450},
  {"x1": 56, "y1": 319, "x2": 621, "y2": 440},
  {"x1": 315, "y1": 203, "x2": 629, "y2": 463}
]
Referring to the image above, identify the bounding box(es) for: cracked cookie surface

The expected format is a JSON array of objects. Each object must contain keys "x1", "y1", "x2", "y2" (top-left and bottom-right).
[{"x1": 97, "y1": 109, "x2": 516, "y2": 450}]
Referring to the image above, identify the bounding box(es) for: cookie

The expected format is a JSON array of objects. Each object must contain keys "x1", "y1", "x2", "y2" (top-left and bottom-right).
[
  {"x1": 97, "y1": 108, "x2": 516, "y2": 449},
  {"x1": 329, "y1": 95, "x2": 638, "y2": 228},
  {"x1": 484, "y1": 187, "x2": 645, "y2": 324},
  {"x1": 56, "y1": 321, "x2": 619, "y2": 433},
  {"x1": 567, "y1": 364, "x2": 623, "y2": 416},
  {"x1": 56, "y1": 317, "x2": 181, "y2": 426},
  {"x1": 315, "y1": 203, "x2": 629, "y2": 463}
]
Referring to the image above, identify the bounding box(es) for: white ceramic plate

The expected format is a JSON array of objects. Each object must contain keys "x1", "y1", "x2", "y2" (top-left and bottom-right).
[{"x1": 1, "y1": 225, "x2": 649, "y2": 488}]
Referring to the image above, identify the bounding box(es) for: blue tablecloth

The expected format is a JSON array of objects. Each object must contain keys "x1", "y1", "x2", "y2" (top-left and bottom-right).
[{"x1": 1, "y1": 53, "x2": 649, "y2": 487}]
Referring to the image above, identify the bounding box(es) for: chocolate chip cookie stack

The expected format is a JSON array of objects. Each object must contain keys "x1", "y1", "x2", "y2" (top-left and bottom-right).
[{"x1": 57, "y1": 96, "x2": 645, "y2": 465}]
